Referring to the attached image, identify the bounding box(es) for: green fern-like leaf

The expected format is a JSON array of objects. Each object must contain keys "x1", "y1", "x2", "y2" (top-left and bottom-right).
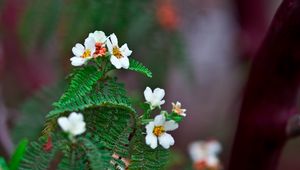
[
  {"x1": 58, "y1": 136, "x2": 112, "y2": 170},
  {"x1": 43, "y1": 78, "x2": 135, "y2": 135},
  {"x1": 54, "y1": 66, "x2": 103, "y2": 107},
  {"x1": 128, "y1": 59, "x2": 152, "y2": 78},
  {"x1": 85, "y1": 108, "x2": 133, "y2": 159},
  {"x1": 0, "y1": 157, "x2": 9, "y2": 170},
  {"x1": 9, "y1": 139, "x2": 28, "y2": 170},
  {"x1": 19, "y1": 136, "x2": 58, "y2": 170},
  {"x1": 128, "y1": 129, "x2": 170, "y2": 170},
  {"x1": 50, "y1": 78, "x2": 134, "y2": 116},
  {"x1": 58, "y1": 148, "x2": 87, "y2": 170},
  {"x1": 79, "y1": 137, "x2": 112, "y2": 170}
]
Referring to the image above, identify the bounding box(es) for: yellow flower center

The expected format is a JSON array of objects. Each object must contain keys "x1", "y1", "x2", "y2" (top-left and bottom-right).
[
  {"x1": 112, "y1": 47, "x2": 123, "y2": 59},
  {"x1": 82, "y1": 49, "x2": 91, "y2": 58},
  {"x1": 153, "y1": 126, "x2": 165, "y2": 137}
]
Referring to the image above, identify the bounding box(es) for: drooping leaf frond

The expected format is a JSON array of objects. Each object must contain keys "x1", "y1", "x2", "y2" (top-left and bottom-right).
[
  {"x1": 54, "y1": 66, "x2": 103, "y2": 107},
  {"x1": 43, "y1": 78, "x2": 135, "y2": 135},
  {"x1": 128, "y1": 129, "x2": 170, "y2": 170},
  {"x1": 9, "y1": 139, "x2": 28, "y2": 170},
  {"x1": 128, "y1": 59, "x2": 152, "y2": 78},
  {"x1": 79, "y1": 137, "x2": 112, "y2": 170},
  {"x1": 58, "y1": 148, "x2": 87, "y2": 170},
  {"x1": 58, "y1": 136, "x2": 112, "y2": 170},
  {"x1": 85, "y1": 108, "x2": 133, "y2": 158},
  {"x1": 19, "y1": 136, "x2": 60, "y2": 170}
]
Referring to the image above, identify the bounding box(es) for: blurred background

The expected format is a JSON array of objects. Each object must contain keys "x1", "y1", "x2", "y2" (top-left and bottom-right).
[{"x1": 0, "y1": 0, "x2": 299, "y2": 169}]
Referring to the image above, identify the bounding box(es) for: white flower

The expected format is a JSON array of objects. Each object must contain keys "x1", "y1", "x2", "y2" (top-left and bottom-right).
[
  {"x1": 106, "y1": 33, "x2": 132, "y2": 69},
  {"x1": 88, "y1": 30, "x2": 106, "y2": 43},
  {"x1": 57, "y1": 112, "x2": 86, "y2": 136},
  {"x1": 145, "y1": 114, "x2": 178, "y2": 149},
  {"x1": 144, "y1": 87, "x2": 165, "y2": 109},
  {"x1": 188, "y1": 140, "x2": 222, "y2": 167},
  {"x1": 70, "y1": 37, "x2": 96, "y2": 66},
  {"x1": 172, "y1": 101, "x2": 187, "y2": 116},
  {"x1": 88, "y1": 31, "x2": 107, "y2": 57}
]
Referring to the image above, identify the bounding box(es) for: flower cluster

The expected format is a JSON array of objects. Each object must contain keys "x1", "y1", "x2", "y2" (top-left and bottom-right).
[
  {"x1": 188, "y1": 140, "x2": 222, "y2": 170},
  {"x1": 143, "y1": 87, "x2": 186, "y2": 149},
  {"x1": 70, "y1": 31, "x2": 132, "y2": 69},
  {"x1": 57, "y1": 31, "x2": 186, "y2": 152}
]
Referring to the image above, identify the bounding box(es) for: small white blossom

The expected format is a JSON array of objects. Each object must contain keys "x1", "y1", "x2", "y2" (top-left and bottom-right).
[
  {"x1": 88, "y1": 31, "x2": 107, "y2": 57},
  {"x1": 70, "y1": 37, "x2": 96, "y2": 66},
  {"x1": 57, "y1": 112, "x2": 86, "y2": 136},
  {"x1": 145, "y1": 114, "x2": 178, "y2": 149},
  {"x1": 144, "y1": 87, "x2": 165, "y2": 109},
  {"x1": 106, "y1": 33, "x2": 132, "y2": 69},
  {"x1": 172, "y1": 101, "x2": 187, "y2": 116},
  {"x1": 88, "y1": 31, "x2": 106, "y2": 43},
  {"x1": 188, "y1": 140, "x2": 222, "y2": 168}
]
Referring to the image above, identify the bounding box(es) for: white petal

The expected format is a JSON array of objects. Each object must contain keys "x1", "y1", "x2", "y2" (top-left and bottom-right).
[
  {"x1": 110, "y1": 56, "x2": 122, "y2": 69},
  {"x1": 88, "y1": 32, "x2": 94, "y2": 39},
  {"x1": 153, "y1": 114, "x2": 165, "y2": 126},
  {"x1": 106, "y1": 39, "x2": 113, "y2": 52},
  {"x1": 120, "y1": 56, "x2": 129, "y2": 69},
  {"x1": 206, "y1": 156, "x2": 219, "y2": 166},
  {"x1": 120, "y1": 43, "x2": 132, "y2": 57},
  {"x1": 160, "y1": 100, "x2": 165, "y2": 106},
  {"x1": 70, "y1": 57, "x2": 86, "y2": 66},
  {"x1": 145, "y1": 134, "x2": 158, "y2": 149},
  {"x1": 71, "y1": 122, "x2": 86, "y2": 136},
  {"x1": 68, "y1": 112, "x2": 84, "y2": 123},
  {"x1": 164, "y1": 120, "x2": 178, "y2": 131},
  {"x1": 144, "y1": 87, "x2": 153, "y2": 102},
  {"x1": 158, "y1": 133, "x2": 174, "y2": 149},
  {"x1": 92, "y1": 31, "x2": 106, "y2": 43},
  {"x1": 207, "y1": 141, "x2": 222, "y2": 156},
  {"x1": 72, "y1": 43, "x2": 84, "y2": 56},
  {"x1": 188, "y1": 142, "x2": 206, "y2": 162},
  {"x1": 110, "y1": 33, "x2": 118, "y2": 46},
  {"x1": 153, "y1": 88, "x2": 165, "y2": 100},
  {"x1": 145, "y1": 122, "x2": 155, "y2": 134},
  {"x1": 57, "y1": 117, "x2": 71, "y2": 132},
  {"x1": 84, "y1": 37, "x2": 96, "y2": 52}
]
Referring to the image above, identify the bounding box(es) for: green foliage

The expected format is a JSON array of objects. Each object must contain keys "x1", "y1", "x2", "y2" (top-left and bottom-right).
[
  {"x1": 17, "y1": 48, "x2": 179, "y2": 170},
  {"x1": 166, "y1": 112, "x2": 184, "y2": 123},
  {"x1": 79, "y1": 137, "x2": 111, "y2": 170},
  {"x1": 0, "y1": 157, "x2": 8, "y2": 170},
  {"x1": 16, "y1": 10, "x2": 183, "y2": 167},
  {"x1": 9, "y1": 139, "x2": 29, "y2": 170},
  {"x1": 128, "y1": 58, "x2": 152, "y2": 78},
  {"x1": 13, "y1": 0, "x2": 188, "y2": 169},
  {"x1": 54, "y1": 66, "x2": 104, "y2": 107},
  {"x1": 85, "y1": 108, "x2": 133, "y2": 159},
  {"x1": 44, "y1": 77, "x2": 135, "y2": 135},
  {"x1": 129, "y1": 129, "x2": 170, "y2": 170},
  {"x1": 19, "y1": 136, "x2": 59, "y2": 170},
  {"x1": 58, "y1": 136, "x2": 112, "y2": 170}
]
